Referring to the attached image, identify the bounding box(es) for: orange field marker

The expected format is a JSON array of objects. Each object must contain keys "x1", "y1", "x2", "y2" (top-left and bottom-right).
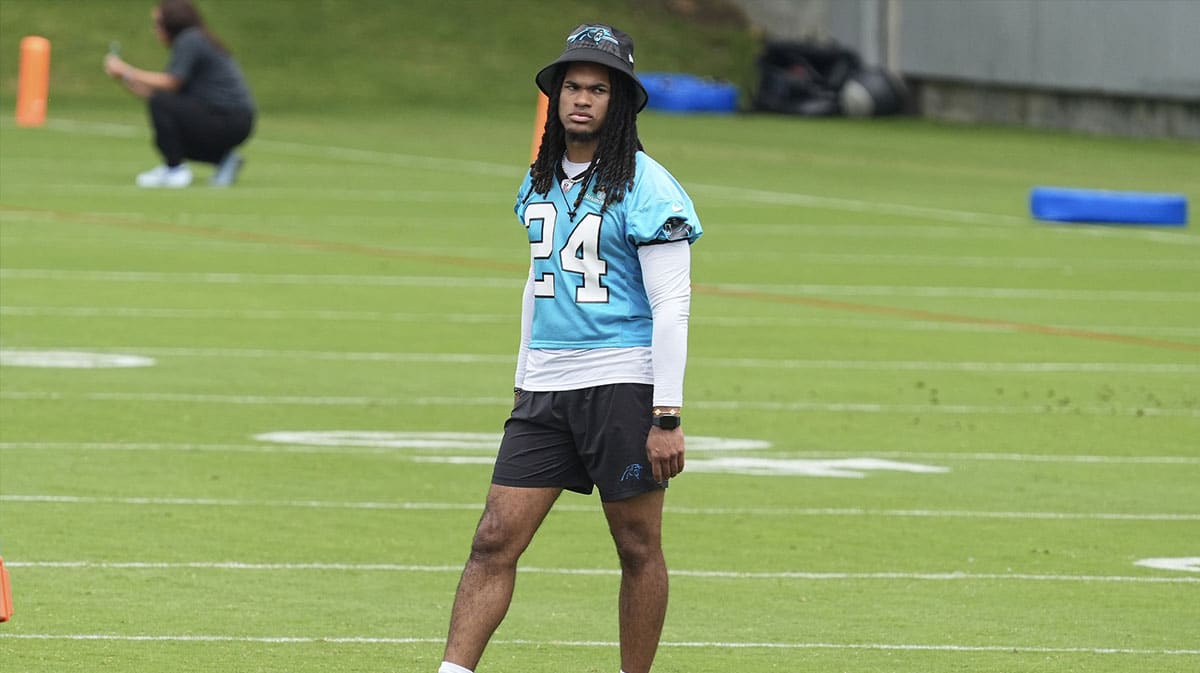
[
  {"x1": 16, "y1": 35, "x2": 51, "y2": 127},
  {"x1": 530, "y1": 92, "x2": 548, "y2": 163},
  {"x1": 0, "y1": 555, "x2": 13, "y2": 621}
]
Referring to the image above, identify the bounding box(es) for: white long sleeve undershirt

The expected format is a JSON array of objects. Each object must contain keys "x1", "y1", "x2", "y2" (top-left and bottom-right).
[{"x1": 514, "y1": 240, "x2": 692, "y2": 407}]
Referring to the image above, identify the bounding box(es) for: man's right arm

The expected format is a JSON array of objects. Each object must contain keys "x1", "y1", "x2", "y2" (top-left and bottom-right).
[{"x1": 513, "y1": 265, "x2": 535, "y2": 399}]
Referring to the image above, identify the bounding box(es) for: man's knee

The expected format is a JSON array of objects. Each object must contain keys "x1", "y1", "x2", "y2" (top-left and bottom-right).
[
  {"x1": 611, "y1": 525, "x2": 663, "y2": 573},
  {"x1": 467, "y1": 509, "x2": 525, "y2": 566}
]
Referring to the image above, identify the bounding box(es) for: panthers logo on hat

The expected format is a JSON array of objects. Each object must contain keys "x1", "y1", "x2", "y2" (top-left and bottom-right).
[{"x1": 536, "y1": 23, "x2": 648, "y2": 111}]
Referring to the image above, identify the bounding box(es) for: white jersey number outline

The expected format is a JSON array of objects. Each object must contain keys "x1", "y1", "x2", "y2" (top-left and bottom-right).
[{"x1": 525, "y1": 202, "x2": 609, "y2": 303}]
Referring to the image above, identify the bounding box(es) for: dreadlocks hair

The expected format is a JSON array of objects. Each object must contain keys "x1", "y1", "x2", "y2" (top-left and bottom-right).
[{"x1": 529, "y1": 64, "x2": 645, "y2": 215}]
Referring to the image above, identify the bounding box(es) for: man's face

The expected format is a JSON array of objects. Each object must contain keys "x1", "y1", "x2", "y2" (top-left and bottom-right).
[{"x1": 559, "y1": 62, "x2": 611, "y2": 143}]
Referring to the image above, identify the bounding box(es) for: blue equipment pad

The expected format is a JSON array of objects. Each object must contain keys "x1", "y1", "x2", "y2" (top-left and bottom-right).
[{"x1": 1030, "y1": 186, "x2": 1188, "y2": 226}]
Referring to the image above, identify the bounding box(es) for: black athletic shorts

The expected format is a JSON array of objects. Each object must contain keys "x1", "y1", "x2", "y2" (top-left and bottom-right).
[{"x1": 492, "y1": 383, "x2": 665, "y2": 502}]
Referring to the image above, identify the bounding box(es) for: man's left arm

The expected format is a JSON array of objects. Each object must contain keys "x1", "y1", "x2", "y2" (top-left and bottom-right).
[{"x1": 638, "y1": 241, "x2": 692, "y2": 482}]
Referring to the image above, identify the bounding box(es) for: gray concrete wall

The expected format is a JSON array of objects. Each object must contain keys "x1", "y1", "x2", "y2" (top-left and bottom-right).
[
  {"x1": 896, "y1": 0, "x2": 1200, "y2": 101},
  {"x1": 733, "y1": 0, "x2": 1200, "y2": 138}
]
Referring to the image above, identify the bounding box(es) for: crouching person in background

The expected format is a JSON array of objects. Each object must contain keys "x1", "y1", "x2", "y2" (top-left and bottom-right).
[{"x1": 105, "y1": 0, "x2": 255, "y2": 188}]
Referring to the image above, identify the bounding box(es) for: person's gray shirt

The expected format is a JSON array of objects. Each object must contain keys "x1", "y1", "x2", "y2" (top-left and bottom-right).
[{"x1": 166, "y1": 27, "x2": 255, "y2": 112}]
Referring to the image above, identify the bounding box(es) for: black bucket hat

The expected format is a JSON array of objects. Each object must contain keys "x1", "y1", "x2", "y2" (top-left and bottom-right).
[{"x1": 535, "y1": 23, "x2": 649, "y2": 112}]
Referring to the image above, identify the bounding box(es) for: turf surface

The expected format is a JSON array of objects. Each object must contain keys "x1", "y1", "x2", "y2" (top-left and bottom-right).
[{"x1": 1, "y1": 6, "x2": 1198, "y2": 668}]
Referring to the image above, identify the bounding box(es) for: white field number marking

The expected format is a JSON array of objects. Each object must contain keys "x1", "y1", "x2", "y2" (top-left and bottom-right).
[
  {"x1": 254, "y1": 431, "x2": 769, "y2": 452},
  {"x1": 253, "y1": 431, "x2": 947, "y2": 478},
  {"x1": 1134, "y1": 557, "x2": 1200, "y2": 573},
  {"x1": 0, "y1": 349, "x2": 155, "y2": 368},
  {"x1": 684, "y1": 457, "x2": 950, "y2": 478}
]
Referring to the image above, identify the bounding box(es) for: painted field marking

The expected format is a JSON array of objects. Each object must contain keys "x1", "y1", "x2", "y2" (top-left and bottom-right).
[
  {"x1": 0, "y1": 268, "x2": 522, "y2": 289},
  {"x1": 2, "y1": 183, "x2": 506, "y2": 205},
  {"x1": 26, "y1": 118, "x2": 1200, "y2": 251},
  {"x1": 701, "y1": 315, "x2": 1200, "y2": 337},
  {"x1": 0, "y1": 348, "x2": 512, "y2": 366},
  {"x1": 4, "y1": 390, "x2": 1196, "y2": 418},
  {"x1": 255, "y1": 433, "x2": 950, "y2": 478},
  {"x1": 0, "y1": 350, "x2": 154, "y2": 368},
  {"x1": 698, "y1": 357, "x2": 1200, "y2": 373},
  {"x1": 0, "y1": 306, "x2": 514, "y2": 323},
  {"x1": 412, "y1": 455, "x2": 950, "y2": 478},
  {"x1": 250, "y1": 432, "x2": 768, "y2": 453},
  {"x1": 0, "y1": 632, "x2": 1196, "y2": 656},
  {"x1": 707, "y1": 281, "x2": 1200, "y2": 303},
  {"x1": 4, "y1": 441, "x2": 1198, "y2": 465},
  {"x1": 219, "y1": 432, "x2": 934, "y2": 477},
  {"x1": 3, "y1": 345, "x2": 1196, "y2": 374},
  {"x1": 772, "y1": 450, "x2": 1200, "y2": 465},
  {"x1": 6, "y1": 128, "x2": 1198, "y2": 353},
  {"x1": 8, "y1": 209, "x2": 1199, "y2": 272},
  {"x1": 683, "y1": 457, "x2": 948, "y2": 478},
  {"x1": 5, "y1": 267, "x2": 1197, "y2": 304},
  {"x1": 2, "y1": 184, "x2": 506, "y2": 204},
  {"x1": 702, "y1": 250, "x2": 1200, "y2": 272},
  {"x1": 6, "y1": 268, "x2": 1199, "y2": 354},
  {"x1": 8, "y1": 560, "x2": 1199, "y2": 584},
  {"x1": 6, "y1": 304, "x2": 1198, "y2": 338},
  {"x1": 3, "y1": 494, "x2": 1196, "y2": 522},
  {"x1": 1134, "y1": 557, "x2": 1200, "y2": 573}
]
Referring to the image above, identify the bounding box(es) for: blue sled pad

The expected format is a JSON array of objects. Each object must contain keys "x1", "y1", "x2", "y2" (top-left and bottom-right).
[
  {"x1": 640, "y1": 72, "x2": 738, "y2": 114},
  {"x1": 1030, "y1": 186, "x2": 1188, "y2": 226}
]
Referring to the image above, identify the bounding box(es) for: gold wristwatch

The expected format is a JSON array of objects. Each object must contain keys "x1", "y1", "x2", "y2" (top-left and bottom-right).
[{"x1": 651, "y1": 406, "x2": 681, "y2": 430}]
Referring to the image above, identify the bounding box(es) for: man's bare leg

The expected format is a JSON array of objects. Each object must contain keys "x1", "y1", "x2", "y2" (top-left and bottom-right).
[
  {"x1": 603, "y1": 489, "x2": 667, "y2": 673},
  {"x1": 442, "y1": 485, "x2": 561, "y2": 670}
]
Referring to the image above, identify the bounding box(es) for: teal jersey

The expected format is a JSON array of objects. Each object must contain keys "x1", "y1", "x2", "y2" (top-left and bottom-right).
[{"x1": 515, "y1": 151, "x2": 702, "y2": 349}]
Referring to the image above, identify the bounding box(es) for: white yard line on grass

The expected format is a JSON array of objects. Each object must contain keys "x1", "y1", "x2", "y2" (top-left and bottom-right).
[
  {"x1": 7, "y1": 212, "x2": 1200, "y2": 271},
  {"x1": 4, "y1": 441, "x2": 1199, "y2": 464},
  {"x1": 8, "y1": 212, "x2": 1200, "y2": 271},
  {"x1": 3, "y1": 494, "x2": 1197, "y2": 521},
  {"x1": 6, "y1": 183, "x2": 508, "y2": 204},
  {"x1": 705, "y1": 281, "x2": 1200, "y2": 303},
  {"x1": 0, "y1": 268, "x2": 521, "y2": 289},
  {"x1": 5, "y1": 268, "x2": 1198, "y2": 303},
  {"x1": 3, "y1": 345, "x2": 1196, "y2": 374},
  {"x1": 23, "y1": 118, "x2": 1200, "y2": 249},
  {"x1": 702, "y1": 250, "x2": 1200, "y2": 272},
  {"x1": 4, "y1": 390, "x2": 1197, "y2": 417},
  {"x1": 0, "y1": 306, "x2": 515, "y2": 323},
  {"x1": 5, "y1": 304, "x2": 1198, "y2": 337},
  {"x1": 769, "y1": 450, "x2": 1200, "y2": 465},
  {"x1": 0, "y1": 632, "x2": 1196, "y2": 656},
  {"x1": 8, "y1": 560, "x2": 1198, "y2": 584}
]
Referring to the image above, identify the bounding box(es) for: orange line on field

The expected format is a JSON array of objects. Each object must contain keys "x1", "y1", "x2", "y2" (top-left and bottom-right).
[
  {"x1": 0, "y1": 204, "x2": 522, "y2": 273},
  {"x1": 695, "y1": 284, "x2": 1200, "y2": 353},
  {"x1": 5, "y1": 204, "x2": 1198, "y2": 353}
]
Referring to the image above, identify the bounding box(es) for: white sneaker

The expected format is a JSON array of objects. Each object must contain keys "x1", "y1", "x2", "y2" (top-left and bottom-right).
[
  {"x1": 136, "y1": 164, "x2": 193, "y2": 188},
  {"x1": 210, "y1": 152, "x2": 244, "y2": 187}
]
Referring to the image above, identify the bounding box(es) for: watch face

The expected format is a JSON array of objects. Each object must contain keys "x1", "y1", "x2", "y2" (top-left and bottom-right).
[{"x1": 656, "y1": 415, "x2": 680, "y2": 430}]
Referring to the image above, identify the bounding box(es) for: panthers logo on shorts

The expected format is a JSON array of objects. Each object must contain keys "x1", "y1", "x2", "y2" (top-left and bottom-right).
[{"x1": 620, "y1": 463, "x2": 644, "y2": 481}]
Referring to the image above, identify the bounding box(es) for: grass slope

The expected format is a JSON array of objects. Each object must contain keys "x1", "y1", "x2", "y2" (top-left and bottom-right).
[{"x1": 0, "y1": 0, "x2": 759, "y2": 113}]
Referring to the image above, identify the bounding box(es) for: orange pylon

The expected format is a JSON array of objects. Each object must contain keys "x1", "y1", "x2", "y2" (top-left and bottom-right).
[
  {"x1": 530, "y1": 93, "x2": 549, "y2": 163},
  {"x1": 15, "y1": 36, "x2": 51, "y2": 127},
  {"x1": 0, "y1": 555, "x2": 13, "y2": 621}
]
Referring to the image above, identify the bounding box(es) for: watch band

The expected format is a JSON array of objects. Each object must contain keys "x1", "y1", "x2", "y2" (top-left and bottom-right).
[{"x1": 652, "y1": 407, "x2": 681, "y2": 430}]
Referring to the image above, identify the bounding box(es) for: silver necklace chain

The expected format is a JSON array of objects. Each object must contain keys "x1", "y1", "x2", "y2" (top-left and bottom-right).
[{"x1": 558, "y1": 156, "x2": 594, "y2": 220}]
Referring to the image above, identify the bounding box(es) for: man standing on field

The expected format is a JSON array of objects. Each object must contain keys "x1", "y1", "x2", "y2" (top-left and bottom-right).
[{"x1": 436, "y1": 22, "x2": 703, "y2": 673}]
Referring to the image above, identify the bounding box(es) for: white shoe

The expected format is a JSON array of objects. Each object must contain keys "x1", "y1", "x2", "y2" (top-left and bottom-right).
[
  {"x1": 136, "y1": 164, "x2": 192, "y2": 188},
  {"x1": 210, "y1": 152, "x2": 244, "y2": 187}
]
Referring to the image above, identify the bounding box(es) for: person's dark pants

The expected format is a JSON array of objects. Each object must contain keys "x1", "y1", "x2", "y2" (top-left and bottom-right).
[{"x1": 148, "y1": 91, "x2": 254, "y2": 166}]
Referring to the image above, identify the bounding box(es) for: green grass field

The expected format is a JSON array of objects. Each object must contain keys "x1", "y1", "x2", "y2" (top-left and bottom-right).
[{"x1": 2, "y1": 2, "x2": 1199, "y2": 672}]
